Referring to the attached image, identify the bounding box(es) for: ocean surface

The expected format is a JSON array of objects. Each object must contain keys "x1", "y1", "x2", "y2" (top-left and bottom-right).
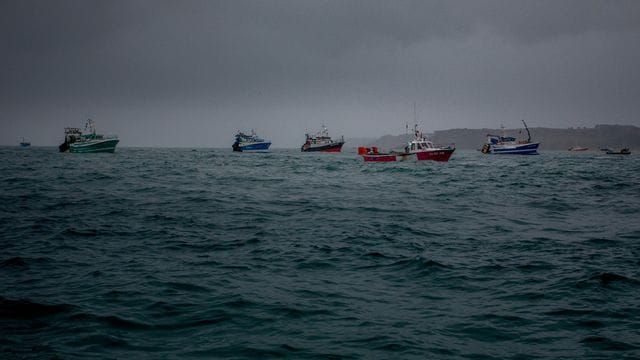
[{"x1": 1, "y1": 147, "x2": 639, "y2": 359}]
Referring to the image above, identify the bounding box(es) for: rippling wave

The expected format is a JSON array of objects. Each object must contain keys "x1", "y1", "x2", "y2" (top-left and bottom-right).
[{"x1": 1, "y1": 147, "x2": 639, "y2": 358}]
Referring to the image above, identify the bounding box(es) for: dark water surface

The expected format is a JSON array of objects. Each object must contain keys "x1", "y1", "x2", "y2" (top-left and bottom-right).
[{"x1": 1, "y1": 147, "x2": 639, "y2": 359}]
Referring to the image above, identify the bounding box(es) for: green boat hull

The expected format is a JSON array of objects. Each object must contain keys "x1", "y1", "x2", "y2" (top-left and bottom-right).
[{"x1": 69, "y1": 139, "x2": 119, "y2": 153}]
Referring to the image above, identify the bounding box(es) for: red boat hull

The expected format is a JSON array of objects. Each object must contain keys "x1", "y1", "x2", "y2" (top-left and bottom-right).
[
  {"x1": 301, "y1": 142, "x2": 344, "y2": 152},
  {"x1": 415, "y1": 148, "x2": 455, "y2": 162},
  {"x1": 318, "y1": 144, "x2": 343, "y2": 152},
  {"x1": 362, "y1": 148, "x2": 455, "y2": 162},
  {"x1": 362, "y1": 154, "x2": 397, "y2": 162}
]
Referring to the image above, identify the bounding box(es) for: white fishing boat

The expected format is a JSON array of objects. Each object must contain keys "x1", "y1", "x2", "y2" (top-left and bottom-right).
[{"x1": 481, "y1": 120, "x2": 540, "y2": 155}]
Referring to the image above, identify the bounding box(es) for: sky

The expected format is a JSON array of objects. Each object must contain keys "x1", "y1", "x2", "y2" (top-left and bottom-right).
[{"x1": 2, "y1": 0, "x2": 640, "y2": 147}]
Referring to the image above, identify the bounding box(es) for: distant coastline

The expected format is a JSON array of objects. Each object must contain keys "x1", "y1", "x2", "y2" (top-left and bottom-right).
[
  {"x1": 6, "y1": 124, "x2": 639, "y2": 149},
  {"x1": 353, "y1": 124, "x2": 640, "y2": 151}
]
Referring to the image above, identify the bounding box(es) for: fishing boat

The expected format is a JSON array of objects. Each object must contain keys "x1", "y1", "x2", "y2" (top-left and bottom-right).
[
  {"x1": 359, "y1": 125, "x2": 455, "y2": 162},
  {"x1": 232, "y1": 130, "x2": 271, "y2": 152},
  {"x1": 568, "y1": 146, "x2": 589, "y2": 152},
  {"x1": 301, "y1": 125, "x2": 344, "y2": 152},
  {"x1": 481, "y1": 120, "x2": 539, "y2": 155},
  {"x1": 58, "y1": 119, "x2": 119, "y2": 153},
  {"x1": 605, "y1": 147, "x2": 631, "y2": 155},
  {"x1": 19, "y1": 138, "x2": 31, "y2": 147}
]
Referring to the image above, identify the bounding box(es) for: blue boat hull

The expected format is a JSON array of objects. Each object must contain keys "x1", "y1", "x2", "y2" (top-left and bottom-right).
[
  {"x1": 489, "y1": 142, "x2": 539, "y2": 155},
  {"x1": 235, "y1": 141, "x2": 271, "y2": 152}
]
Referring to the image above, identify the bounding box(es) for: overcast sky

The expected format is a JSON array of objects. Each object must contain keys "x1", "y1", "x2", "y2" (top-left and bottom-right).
[{"x1": 2, "y1": 0, "x2": 639, "y2": 147}]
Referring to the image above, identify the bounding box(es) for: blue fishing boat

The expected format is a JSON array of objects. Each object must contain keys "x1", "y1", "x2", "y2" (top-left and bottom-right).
[
  {"x1": 19, "y1": 138, "x2": 31, "y2": 147},
  {"x1": 232, "y1": 130, "x2": 271, "y2": 152},
  {"x1": 481, "y1": 120, "x2": 540, "y2": 155}
]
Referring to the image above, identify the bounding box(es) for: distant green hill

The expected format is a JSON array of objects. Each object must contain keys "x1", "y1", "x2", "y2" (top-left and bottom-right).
[{"x1": 360, "y1": 125, "x2": 640, "y2": 151}]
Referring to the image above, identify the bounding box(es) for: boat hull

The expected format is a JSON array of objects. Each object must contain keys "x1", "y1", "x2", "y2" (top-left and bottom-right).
[
  {"x1": 233, "y1": 141, "x2": 271, "y2": 152},
  {"x1": 301, "y1": 142, "x2": 344, "y2": 152},
  {"x1": 363, "y1": 148, "x2": 455, "y2": 162},
  {"x1": 487, "y1": 142, "x2": 539, "y2": 155},
  {"x1": 362, "y1": 154, "x2": 399, "y2": 162},
  {"x1": 69, "y1": 139, "x2": 119, "y2": 153},
  {"x1": 606, "y1": 150, "x2": 631, "y2": 155},
  {"x1": 415, "y1": 148, "x2": 455, "y2": 161}
]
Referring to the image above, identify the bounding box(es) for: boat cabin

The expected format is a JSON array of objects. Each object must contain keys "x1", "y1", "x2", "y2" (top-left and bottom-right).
[
  {"x1": 406, "y1": 139, "x2": 436, "y2": 153},
  {"x1": 411, "y1": 141, "x2": 434, "y2": 151}
]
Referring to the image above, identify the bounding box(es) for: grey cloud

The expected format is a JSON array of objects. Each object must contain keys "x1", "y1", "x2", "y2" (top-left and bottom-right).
[{"x1": 1, "y1": 0, "x2": 639, "y2": 146}]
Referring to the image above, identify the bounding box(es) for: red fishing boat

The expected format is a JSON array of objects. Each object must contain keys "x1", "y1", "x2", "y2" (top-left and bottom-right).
[
  {"x1": 301, "y1": 125, "x2": 344, "y2": 152},
  {"x1": 359, "y1": 125, "x2": 455, "y2": 162}
]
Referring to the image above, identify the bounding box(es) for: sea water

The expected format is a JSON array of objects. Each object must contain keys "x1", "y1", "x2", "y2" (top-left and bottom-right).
[{"x1": 1, "y1": 147, "x2": 639, "y2": 359}]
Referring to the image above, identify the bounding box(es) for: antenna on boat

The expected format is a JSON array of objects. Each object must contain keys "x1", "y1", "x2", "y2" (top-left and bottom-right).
[
  {"x1": 413, "y1": 102, "x2": 419, "y2": 140},
  {"x1": 522, "y1": 119, "x2": 531, "y2": 142},
  {"x1": 85, "y1": 118, "x2": 96, "y2": 134}
]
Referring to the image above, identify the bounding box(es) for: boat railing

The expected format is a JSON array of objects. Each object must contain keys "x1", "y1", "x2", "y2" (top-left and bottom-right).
[{"x1": 434, "y1": 142, "x2": 455, "y2": 149}]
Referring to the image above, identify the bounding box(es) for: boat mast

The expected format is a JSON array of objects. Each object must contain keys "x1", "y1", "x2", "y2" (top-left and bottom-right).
[
  {"x1": 413, "y1": 102, "x2": 420, "y2": 139},
  {"x1": 522, "y1": 119, "x2": 531, "y2": 142}
]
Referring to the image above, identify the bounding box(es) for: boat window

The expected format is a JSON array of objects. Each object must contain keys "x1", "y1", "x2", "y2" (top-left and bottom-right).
[
  {"x1": 411, "y1": 144, "x2": 416, "y2": 151},
  {"x1": 417, "y1": 143, "x2": 423, "y2": 150}
]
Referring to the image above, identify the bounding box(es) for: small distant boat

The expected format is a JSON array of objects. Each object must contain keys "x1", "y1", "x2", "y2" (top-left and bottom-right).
[
  {"x1": 359, "y1": 125, "x2": 455, "y2": 162},
  {"x1": 232, "y1": 130, "x2": 271, "y2": 152},
  {"x1": 59, "y1": 119, "x2": 119, "y2": 153},
  {"x1": 19, "y1": 138, "x2": 31, "y2": 147},
  {"x1": 605, "y1": 147, "x2": 631, "y2": 155},
  {"x1": 301, "y1": 125, "x2": 344, "y2": 152},
  {"x1": 481, "y1": 120, "x2": 539, "y2": 155},
  {"x1": 568, "y1": 146, "x2": 589, "y2": 152}
]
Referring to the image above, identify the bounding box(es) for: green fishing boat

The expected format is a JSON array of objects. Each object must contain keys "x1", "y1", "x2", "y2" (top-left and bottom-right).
[{"x1": 59, "y1": 119, "x2": 119, "y2": 153}]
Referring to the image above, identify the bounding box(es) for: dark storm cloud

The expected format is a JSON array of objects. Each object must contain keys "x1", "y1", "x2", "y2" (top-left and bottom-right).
[
  {"x1": 2, "y1": 0, "x2": 639, "y2": 146},
  {"x1": 478, "y1": 0, "x2": 640, "y2": 43},
  {"x1": 2, "y1": 1, "x2": 119, "y2": 54},
  {"x1": 4, "y1": 0, "x2": 634, "y2": 99}
]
